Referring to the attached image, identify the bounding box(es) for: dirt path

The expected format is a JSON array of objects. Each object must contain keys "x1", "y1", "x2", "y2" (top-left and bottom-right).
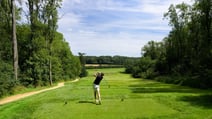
[{"x1": 0, "y1": 79, "x2": 79, "y2": 105}]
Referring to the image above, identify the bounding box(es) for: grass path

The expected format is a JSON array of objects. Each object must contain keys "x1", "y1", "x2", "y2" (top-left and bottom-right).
[{"x1": 1, "y1": 68, "x2": 212, "y2": 119}]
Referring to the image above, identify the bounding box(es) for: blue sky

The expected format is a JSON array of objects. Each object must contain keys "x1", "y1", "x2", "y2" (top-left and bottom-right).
[{"x1": 58, "y1": 0, "x2": 193, "y2": 57}]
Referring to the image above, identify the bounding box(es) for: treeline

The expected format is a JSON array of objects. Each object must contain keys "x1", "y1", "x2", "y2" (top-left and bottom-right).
[
  {"x1": 0, "y1": 0, "x2": 81, "y2": 97},
  {"x1": 85, "y1": 55, "x2": 140, "y2": 69},
  {"x1": 126, "y1": 0, "x2": 212, "y2": 89},
  {"x1": 85, "y1": 56, "x2": 140, "y2": 65}
]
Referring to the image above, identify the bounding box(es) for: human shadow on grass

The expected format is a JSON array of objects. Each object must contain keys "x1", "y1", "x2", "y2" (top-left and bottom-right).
[
  {"x1": 179, "y1": 94, "x2": 212, "y2": 108},
  {"x1": 78, "y1": 100, "x2": 96, "y2": 104}
]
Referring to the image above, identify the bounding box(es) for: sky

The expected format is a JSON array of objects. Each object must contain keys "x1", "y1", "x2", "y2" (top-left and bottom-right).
[{"x1": 57, "y1": 0, "x2": 193, "y2": 57}]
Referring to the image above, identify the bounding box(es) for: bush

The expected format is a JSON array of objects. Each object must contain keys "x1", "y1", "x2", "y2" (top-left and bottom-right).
[
  {"x1": 141, "y1": 68, "x2": 157, "y2": 79},
  {"x1": 182, "y1": 69, "x2": 212, "y2": 89},
  {"x1": 154, "y1": 75, "x2": 186, "y2": 85},
  {"x1": 79, "y1": 67, "x2": 88, "y2": 77},
  {"x1": 0, "y1": 60, "x2": 16, "y2": 97},
  {"x1": 138, "y1": 57, "x2": 156, "y2": 79}
]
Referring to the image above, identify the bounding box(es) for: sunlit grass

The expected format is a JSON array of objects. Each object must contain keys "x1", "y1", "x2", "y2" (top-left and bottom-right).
[{"x1": 1, "y1": 68, "x2": 212, "y2": 119}]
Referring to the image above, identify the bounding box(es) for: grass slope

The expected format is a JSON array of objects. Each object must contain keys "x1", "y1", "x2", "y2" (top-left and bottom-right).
[{"x1": 1, "y1": 68, "x2": 212, "y2": 119}]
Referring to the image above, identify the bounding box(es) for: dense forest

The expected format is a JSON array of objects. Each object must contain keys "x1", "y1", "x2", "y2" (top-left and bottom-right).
[
  {"x1": 126, "y1": 0, "x2": 212, "y2": 89},
  {"x1": 0, "y1": 0, "x2": 81, "y2": 97}
]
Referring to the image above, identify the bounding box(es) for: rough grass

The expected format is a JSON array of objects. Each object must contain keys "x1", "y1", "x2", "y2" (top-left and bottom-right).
[{"x1": 1, "y1": 68, "x2": 212, "y2": 119}]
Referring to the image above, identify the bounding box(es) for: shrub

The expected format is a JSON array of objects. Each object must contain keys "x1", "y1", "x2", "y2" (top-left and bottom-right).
[{"x1": 0, "y1": 60, "x2": 16, "y2": 97}]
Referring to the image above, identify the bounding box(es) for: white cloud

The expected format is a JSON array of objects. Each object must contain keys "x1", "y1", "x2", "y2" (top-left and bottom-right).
[
  {"x1": 58, "y1": 0, "x2": 194, "y2": 57},
  {"x1": 58, "y1": 13, "x2": 81, "y2": 29},
  {"x1": 139, "y1": 0, "x2": 194, "y2": 15}
]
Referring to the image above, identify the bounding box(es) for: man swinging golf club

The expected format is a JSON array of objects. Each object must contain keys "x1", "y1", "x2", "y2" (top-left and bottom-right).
[{"x1": 93, "y1": 72, "x2": 104, "y2": 105}]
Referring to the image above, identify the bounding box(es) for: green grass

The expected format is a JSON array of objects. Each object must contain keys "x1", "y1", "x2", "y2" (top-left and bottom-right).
[{"x1": 1, "y1": 68, "x2": 212, "y2": 119}]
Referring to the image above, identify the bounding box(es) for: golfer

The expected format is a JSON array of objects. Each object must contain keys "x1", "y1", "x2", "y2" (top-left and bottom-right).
[{"x1": 93, "y1": 72, "x2": 104, "y2": 105}]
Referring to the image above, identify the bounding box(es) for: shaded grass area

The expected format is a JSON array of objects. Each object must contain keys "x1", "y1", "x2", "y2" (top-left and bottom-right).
[
  {"x1": 129, "y1": 79, "x2": 212, "y2": 109},
  {"x1": 1, "y1": 68, "x2": 212, "y2": 119},
  {"x1": 129, "y1": 79, "x2": 206, "y2": 93},
  {"x1": 180, "y1": 94, "x2": 212, "y2": 108}
]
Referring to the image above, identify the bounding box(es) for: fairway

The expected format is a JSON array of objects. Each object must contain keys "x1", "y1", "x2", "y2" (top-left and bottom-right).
[{"x1": 1, "y1": 68, "x2": 212, "y2": 119}]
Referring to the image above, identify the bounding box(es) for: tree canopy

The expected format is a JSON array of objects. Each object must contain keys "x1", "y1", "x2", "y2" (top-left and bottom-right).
[
  {"x1": 126, "y1": 0, "x2": 212, "y2": 89},
  {"x1": 0, "y1": 0, "x2": 81, "y2": 97}
]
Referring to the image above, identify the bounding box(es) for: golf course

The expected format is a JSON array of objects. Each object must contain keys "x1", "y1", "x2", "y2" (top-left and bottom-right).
[{"x1": 0, "y1": 68, "x2": 212, "y2": 119}]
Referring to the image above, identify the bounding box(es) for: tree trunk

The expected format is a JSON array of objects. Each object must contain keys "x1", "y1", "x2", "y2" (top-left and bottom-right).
[
  {"x1": 49, "y1": 50, "x2": 53, "y2": 86},
  {"x1": 11, "y1": 0, "x2": 18, "y2": 80}
]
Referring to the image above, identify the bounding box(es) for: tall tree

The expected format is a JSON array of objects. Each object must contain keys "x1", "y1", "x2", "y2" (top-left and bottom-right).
[
  {"x1": 43, "y1": 0, "x2": 62, "y2": 85},
  {"x1": 164, "y1": 3, "x2": 191, "y2": 74},
  {"x1": 78, "y1": 52, "x2": 86, "y2": 77},
  {"x1": 25, "y1": 0, "x2": 62, "y2": 86},
  {"x1": 0, "y1": 0, "x2": 12, "y2": 61},
  {"x1": 11, "y1": 0, "x2": 18, "y2": 80}
]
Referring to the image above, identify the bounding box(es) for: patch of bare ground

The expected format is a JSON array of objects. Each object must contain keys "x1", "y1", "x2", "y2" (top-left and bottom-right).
[{"x1": 0, "y1": 79, "x2": 79, "y2": 105}]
